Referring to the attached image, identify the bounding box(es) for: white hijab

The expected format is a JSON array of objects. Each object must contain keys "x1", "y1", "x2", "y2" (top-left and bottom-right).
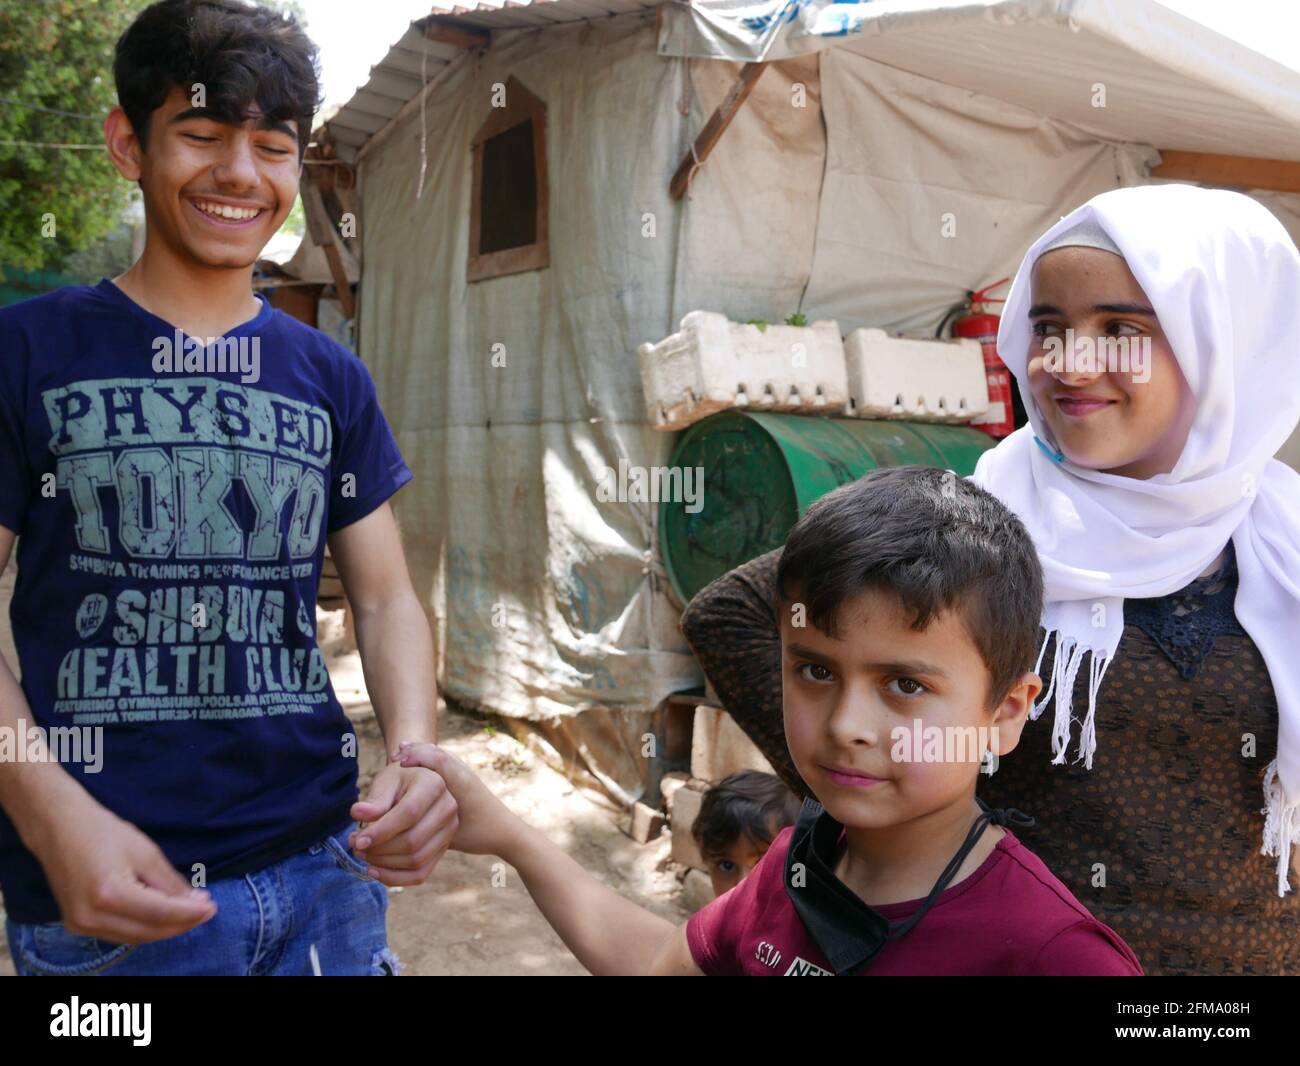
[{"x1": 971, "y1": 183, "x2": 1300, "y2": 895}]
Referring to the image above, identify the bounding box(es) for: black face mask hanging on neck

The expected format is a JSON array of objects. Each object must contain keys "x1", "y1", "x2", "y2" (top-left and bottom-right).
[{"x1": 782, "y1": 796, "x2": 1036, "y2": 975}]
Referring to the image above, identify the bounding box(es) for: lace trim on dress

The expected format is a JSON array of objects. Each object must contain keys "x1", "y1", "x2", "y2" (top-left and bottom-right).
[{"x1": 1123, "y1": 543, "x2": 1246, "y2": 680}]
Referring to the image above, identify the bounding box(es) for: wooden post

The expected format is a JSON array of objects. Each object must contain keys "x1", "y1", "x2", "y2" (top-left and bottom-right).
[
  {"x1": 670, "y1": 62, "x2": 768, "y2": 200},
  {"x1": 1151, "y1": 150, "x2": 1300, "y2": 194},
  {"x1": 302, "y1": 181, "x2": 356, "y2": 319}
]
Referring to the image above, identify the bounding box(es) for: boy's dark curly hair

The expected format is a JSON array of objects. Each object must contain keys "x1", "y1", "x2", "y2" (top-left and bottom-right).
[
  {"x1": 776, "y1": 465, "x2": 1044, "y2": 710},
  {"x1": 692, "y1": 770, "x2": 801, "y2": 861},
  {"x1": 114, "y1": 0, "x2": 322, "y2": 159}
]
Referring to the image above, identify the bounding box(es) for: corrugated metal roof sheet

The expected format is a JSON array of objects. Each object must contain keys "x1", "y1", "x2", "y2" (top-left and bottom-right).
[
  {"x1": 433, "y1": 0, "x2": 654, "y2": 28},
  {"x1": 322, "y1": 0, "x2": 660, "y2": 163}
]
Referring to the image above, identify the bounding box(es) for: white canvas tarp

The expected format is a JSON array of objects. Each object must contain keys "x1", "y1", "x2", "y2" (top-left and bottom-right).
[
  {"x1": 800, "y1": 48, "x2": 1159, "y2": 335},
  {"x1": 662, "y1": 0, "x2": 1300, "y2": 337},
  {"x1": 659, "y1": 0, "x2": 1300, "y2": 162}
]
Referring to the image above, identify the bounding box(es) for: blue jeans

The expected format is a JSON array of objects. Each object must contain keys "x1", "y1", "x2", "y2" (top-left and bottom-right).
[{"x1": 4, "y1": 822, "x2": 397, "y2": 976}]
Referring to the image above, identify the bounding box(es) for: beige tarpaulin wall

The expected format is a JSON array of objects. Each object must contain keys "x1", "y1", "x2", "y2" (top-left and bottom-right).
[
  {"x1": 800, "y1": 49, "x2": 1159, "y2": 335},
  {"x1": 355, "y1": 13, "x2": 840, "y2": 803},
  {"x1": 796, "y1": 45, "x2": 1300, "y2": 458},
  {"x1": 354, "y1": 8, "x2": 1299, "y2": 803},
  {"x1": 357, "y1": 14, "x2": 695, "y2": 804}
]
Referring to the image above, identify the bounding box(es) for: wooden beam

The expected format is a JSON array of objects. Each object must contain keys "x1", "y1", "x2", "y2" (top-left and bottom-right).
[
  {"x1": 302, "y1": 182, "x2": 355, "y2": 319},
  {"x1": 1152, "y1": 150, "x2": 1300, "y2": 195},
  {"x1": 322, "y1": 244, "x2": 356, "y2": 319},
  {"x1": 670, "y1": 62, "x2": 768, "y2": 201},
  {"x1": 300, "y1": 180, "x2": 333, "y2": 247},
  {"x1": 424, "y1": 19, "x2": 491, "y2": 50}
]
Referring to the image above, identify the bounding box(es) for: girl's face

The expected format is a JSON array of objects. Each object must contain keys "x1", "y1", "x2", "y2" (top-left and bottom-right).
[{"x1": 1025, "y1": 247, "x2": 1196, "y2": 479}]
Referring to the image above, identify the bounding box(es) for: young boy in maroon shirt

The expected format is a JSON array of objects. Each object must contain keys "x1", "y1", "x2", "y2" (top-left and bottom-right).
[{"x1": 399, "y1": 467, "x2": 1143, "y2": 975}]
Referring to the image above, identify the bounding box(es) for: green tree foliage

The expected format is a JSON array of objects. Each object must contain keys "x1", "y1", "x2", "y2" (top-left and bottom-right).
[{"x1": 0, "y1": 0, "x2": 153, "y2": 271}]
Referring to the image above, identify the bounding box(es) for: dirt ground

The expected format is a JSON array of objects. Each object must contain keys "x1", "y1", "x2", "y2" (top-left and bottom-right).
[
  {"x1": 0, "y1": 564, "x2": 694, "y2": 976},
  {"x1": 379, "y1": 705, "x2": 692, "y2": 976}
]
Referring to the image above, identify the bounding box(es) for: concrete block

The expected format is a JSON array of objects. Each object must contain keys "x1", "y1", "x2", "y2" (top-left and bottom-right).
[
  {"x1": 690, "y1": 705, "x2": 775, "y2": 784},
  {"x1": 670, "y1": 781, "x2": 708, "y2": 870},
  {"x1": 660, "y1": 771, "x2": 691, "y2": 812},
  {"x1": 626, "y1": 800, "x2": 666, "y2": 844}
]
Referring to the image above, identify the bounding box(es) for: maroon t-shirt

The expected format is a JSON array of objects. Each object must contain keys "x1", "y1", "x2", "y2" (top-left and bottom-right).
[{"x1": 686, "y1": 826, "x2": 1144, "y2": 976}]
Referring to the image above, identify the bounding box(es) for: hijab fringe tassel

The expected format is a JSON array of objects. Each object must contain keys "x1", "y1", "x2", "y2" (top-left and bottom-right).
[
  {"x1": 1032, "y1": 630, "x2": 1111, "y2": 770},
  {"x1": 1261, "y1": 759, "x2": 1300, "y2": 896}
]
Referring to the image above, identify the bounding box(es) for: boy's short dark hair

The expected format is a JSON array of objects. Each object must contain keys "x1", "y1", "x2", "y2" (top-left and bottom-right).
[
  {"x1": 775, "y1": 466, "x2": 1043, "y2": 709},
  {"x1": 114, "y1": 0, "x2": 322, "y2": 159},
  {"x1": 692, "y1": 770, "x2": 801, "y2": 859}
]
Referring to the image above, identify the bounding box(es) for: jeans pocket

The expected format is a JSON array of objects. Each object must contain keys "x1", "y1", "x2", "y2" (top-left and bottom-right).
[
  {"x1": 320, "y1": 827, "x2": 375, "y2": 882},
  {"x1": 18, "y1": 922, "x2": 140, "y2": 977}
]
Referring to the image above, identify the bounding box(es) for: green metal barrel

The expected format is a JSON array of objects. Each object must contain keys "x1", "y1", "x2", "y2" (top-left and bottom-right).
[{"x1": 659, "y1": 411, "x2": 995, "y2": 604}]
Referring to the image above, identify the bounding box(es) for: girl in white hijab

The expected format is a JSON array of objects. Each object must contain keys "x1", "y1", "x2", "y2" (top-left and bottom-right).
[{"x1": 972, "y1": 182, "x2": 1300, "y2": 897}]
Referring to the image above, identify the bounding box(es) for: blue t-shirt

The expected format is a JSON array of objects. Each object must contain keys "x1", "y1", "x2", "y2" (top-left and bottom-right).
[{"x1": 0, "y1": 280, "x2": 413, "y2": 922}]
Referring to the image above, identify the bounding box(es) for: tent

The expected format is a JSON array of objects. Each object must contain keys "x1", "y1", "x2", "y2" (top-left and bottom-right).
[{"x1": 313, "y1": 0, "x2": 1300, "y2": 804}]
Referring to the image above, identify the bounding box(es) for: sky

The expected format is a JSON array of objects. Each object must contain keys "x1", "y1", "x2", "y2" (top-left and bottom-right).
[
  {"x1": 1154, "y1": 0, "x2": 1300, "y2": 72},
  {"x1": 296, "y1": 0, "x2": 1300, "y2": 112},
  {"x1": 300, "y1": 0, "x2": 454, "y2": 111}
]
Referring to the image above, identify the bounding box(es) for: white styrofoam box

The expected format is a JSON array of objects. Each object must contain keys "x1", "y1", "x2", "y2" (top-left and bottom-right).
[
  {"x1": 638, "y1": 311, "x2": 848, "y2": 431},
  {"x1": 842, "y1": 328, "x2": 989, "y2": 422}
]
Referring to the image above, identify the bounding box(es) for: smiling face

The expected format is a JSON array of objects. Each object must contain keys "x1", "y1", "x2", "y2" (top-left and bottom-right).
[
  {"x1": 108, "y1": 85, "x2": 300, "y2": 272},
  {"x1": 779, "y1": 586, "x2": 1033, "y2": 832},
  {"x1": 1026, "y1": 246, "x2": 1197, "y2": 479}
]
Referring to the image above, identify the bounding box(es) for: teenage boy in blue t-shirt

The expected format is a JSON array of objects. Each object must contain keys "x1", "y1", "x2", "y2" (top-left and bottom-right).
[{"x1": 0, "y1": 0, "x2": 455, "y2": 976}]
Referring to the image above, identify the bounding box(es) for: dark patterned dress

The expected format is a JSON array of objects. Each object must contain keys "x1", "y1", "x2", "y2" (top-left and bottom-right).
[{"x1": 679, "y1": 543, "x2": 1300, "y2": 975}]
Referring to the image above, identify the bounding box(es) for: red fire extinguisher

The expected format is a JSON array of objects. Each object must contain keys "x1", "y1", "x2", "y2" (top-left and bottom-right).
[{"x1": 946, "y1": 279, "x2": 1016, "y2": 439}]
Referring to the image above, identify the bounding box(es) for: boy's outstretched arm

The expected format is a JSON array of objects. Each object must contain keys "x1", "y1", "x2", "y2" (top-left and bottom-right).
[
  {"x1": 328, "y1": 505, "x2": 457, "y2": 886},
  {"x1": 398, "y1": 742, "x2": 704, "y2": 976}
]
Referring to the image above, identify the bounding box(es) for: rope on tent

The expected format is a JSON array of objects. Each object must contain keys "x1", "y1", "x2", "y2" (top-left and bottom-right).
[
  {"x1": 678, "y1": 59, "x2": 700, "y2": 199},
  {"x1": 685, "y1": 141, "x2": 703, "y2": 200},
  {"x1": 415, "y1": 46, "x2": 429, "y2": 201}
]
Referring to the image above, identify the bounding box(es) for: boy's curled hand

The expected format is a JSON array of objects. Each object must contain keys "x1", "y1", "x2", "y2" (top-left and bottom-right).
[{"x1": 395, "y1": 742, "x2": 522, "y2": 858}]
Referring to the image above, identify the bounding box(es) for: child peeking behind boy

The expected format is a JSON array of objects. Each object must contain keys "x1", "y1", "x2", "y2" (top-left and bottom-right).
[
  {"x1": 398, "y1": 467, "x2": 1144, "y2": 975},
  {"x1": 692, "y1": 771, "x2": 801, "y2": 898}
]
